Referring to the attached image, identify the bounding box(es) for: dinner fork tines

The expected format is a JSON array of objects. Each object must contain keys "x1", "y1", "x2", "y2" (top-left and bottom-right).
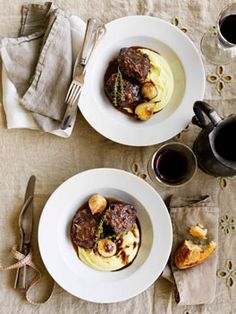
[{"x1": 65, "y1": 77, "x2": 83, "y2": 108}]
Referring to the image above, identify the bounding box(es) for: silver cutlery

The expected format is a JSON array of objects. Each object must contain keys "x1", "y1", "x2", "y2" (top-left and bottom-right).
[
  {"x1": 60, "y1": 18, "x2": 97, "y2": 130},
  {"x1": 60, "y1": 19, "x2": 106, "y2": 130},
  {"x1": 14, "y1": 175, "x2": 36, "y2": 290}
]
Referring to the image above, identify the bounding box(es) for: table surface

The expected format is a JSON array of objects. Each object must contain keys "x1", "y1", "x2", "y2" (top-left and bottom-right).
[{"x1": 0, "y1": 1, "x2": 236, "y2": 313}]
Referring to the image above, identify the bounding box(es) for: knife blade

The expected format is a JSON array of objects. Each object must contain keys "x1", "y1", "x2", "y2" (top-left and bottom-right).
[
  {"x1": 21, "y1": 175, "x2": 35, "y2": 244},
  {"x1": 14, "y1": 175, "x2": 36, "y2": 290}
]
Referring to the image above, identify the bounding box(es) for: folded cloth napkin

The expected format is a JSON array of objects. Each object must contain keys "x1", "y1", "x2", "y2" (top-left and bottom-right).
[
  {"x1": 0, "y1": 2, "x2": 86, "y2": 137},
  {"x1": 162, "y1": 195, "x2": 219, "y2": 305}
]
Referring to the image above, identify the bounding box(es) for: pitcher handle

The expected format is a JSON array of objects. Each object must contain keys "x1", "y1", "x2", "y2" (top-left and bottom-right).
[{"x1": 192, "y1": 101, "x2": 222, "y2": 129}]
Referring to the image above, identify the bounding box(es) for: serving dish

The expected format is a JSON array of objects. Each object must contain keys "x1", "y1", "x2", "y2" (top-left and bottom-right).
[
  {"x1": 38, "y1": 168, "x2": 172, "y2": 303},
  {"x1": 79, "y1": 16, "x2": 205, "y2": 146}
]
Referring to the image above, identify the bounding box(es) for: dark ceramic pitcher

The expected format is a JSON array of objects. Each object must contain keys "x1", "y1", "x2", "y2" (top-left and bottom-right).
[{"x1": 192, "y1": 101, "x2": 236, "y2": 177}]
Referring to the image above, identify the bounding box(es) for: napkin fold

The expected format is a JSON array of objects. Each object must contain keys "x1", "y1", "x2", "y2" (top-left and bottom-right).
[
  {"x1": 162, "y1": 195, "x2": 219, "y2": 306},
  {"x1": 0, "y1": 2, "x2": 86, "y2": 137}
]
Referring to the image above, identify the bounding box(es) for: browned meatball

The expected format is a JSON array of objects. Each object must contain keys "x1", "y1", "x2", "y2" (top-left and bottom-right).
[
  {"x1": 71, "y1": 208, "x2": 100, "y2": 249},
  {"x1": 105, "y1": 203, "x2": 137, "y2": 234},
  {"x1": 118, "y1": 48, "x2": 150, "y2": 83}
]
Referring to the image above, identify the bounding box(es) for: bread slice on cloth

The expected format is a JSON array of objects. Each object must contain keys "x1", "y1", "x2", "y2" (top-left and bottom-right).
[{"x1": 175, "y1": 240, "x2": 216, "y2": 269}]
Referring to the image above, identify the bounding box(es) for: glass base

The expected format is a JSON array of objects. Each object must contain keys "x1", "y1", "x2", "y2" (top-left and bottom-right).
[{"x1": 201, "y1": 30, "x2": 235, "y2": 65}]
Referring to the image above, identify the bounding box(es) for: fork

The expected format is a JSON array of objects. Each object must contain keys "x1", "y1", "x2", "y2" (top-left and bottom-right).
[{"x1": 60, "y1": 21, "x2": 106, "y2": 130}]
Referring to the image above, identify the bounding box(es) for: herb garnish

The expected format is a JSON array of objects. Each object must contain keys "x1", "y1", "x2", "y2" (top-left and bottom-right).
[
  {"x1": 112, "y1": 67, "x2": 125, "y2": 106},
  {"x1": 94, "y1": 212, "x2": 108, "y2": 247}
]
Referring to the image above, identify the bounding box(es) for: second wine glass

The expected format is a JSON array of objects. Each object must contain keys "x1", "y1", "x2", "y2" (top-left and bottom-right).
[{"x1": 201, "y1": 3, "x2": 236, "y2": 65}]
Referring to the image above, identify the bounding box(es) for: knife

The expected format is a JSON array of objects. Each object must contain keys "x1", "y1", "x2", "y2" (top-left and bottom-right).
[{"x1": 14, "y1": 175, "x2": 36, "y2": 290}]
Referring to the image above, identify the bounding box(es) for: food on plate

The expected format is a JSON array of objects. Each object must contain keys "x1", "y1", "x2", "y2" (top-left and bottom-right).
[
  {"x1": 105, "y1": 203, "x2": 137, "y2": 234},
  {"x1": 88, "y1": 194, "x2": 107, "y2": 215},
  {"x1": 189, "y1": 223, "x2": 207, "y2": 239},
  {"x1": 104, "y1": 46, "x2": 174, "y2": 121},
  {"x1": 104, "y1": 69, "x2": 141, "y2": 112},
  {"x1": 141, "y1": 82, "x2": 158, "y2": 100},
  {"x1": 71, "y1": 207, "x2": 100, "y2": 249},
  {"x1": 97, "y1": 239, "x2": 117, "y2": 257},
  {"x1": 135, "y1": 102, "x2": 156, "y2": 121},
  {"x1": 71, "y1": 194, "x2": 141, "y2": 271},
  {"x1": 174, "y1": 240, "x2": 216, "y2": 269},
  {"x1": 118, "y1": 47, "x2": 151, "y2": 83}
]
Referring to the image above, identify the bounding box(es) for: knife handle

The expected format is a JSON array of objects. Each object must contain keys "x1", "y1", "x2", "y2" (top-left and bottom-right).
[
  {"x1": 79, "y1": 18, "x2": 97, "y2": 66},
  {"x1": 14, "y1": 243, "x2": 29, "y2": 290},
  {"x1": 73, "y1": 19, "x2": 97, "y2": 79}
]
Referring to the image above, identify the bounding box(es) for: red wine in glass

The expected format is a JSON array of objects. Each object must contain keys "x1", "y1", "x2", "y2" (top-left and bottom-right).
[
  {"x1": 219, "y1": 14, "x2": 236, "y2": 45},
  {"x1": 150, "y1": 143, "x2": 197, "y2": 186},
  {"x1": 201, "y1": 3, "x2": 236, "y2": 64},
  {"x1": 154, "y1": 150, "x2": 188, "y2": 184}
]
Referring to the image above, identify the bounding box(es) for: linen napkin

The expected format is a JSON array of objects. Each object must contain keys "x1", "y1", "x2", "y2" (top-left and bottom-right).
[
  {"x1": 162, "y1": 195, "x2": 219, "y2": 305},
  {"x1": 0, "y1": 2, "x2": 86, "y2": 137}
]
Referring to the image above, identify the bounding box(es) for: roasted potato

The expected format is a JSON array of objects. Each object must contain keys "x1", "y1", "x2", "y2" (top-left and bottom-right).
[
  {"x1": 141, "y1": 82, "x2": 158, "y2": 100},
  {"x1": 135, "y1": 102, "x2": 156, "y2": 121}
]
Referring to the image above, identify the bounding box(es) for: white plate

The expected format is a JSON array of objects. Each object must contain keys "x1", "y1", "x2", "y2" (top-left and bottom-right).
[
  {"x1": 79, "y1": 16, "x2": 205, "y2": 146},
  {"x1": 38, "y1": 168, "x2": 172, "y2": 303}
]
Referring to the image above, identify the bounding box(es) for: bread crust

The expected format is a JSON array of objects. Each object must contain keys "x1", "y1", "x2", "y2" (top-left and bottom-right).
[
  {"x1": 189, "y1": 224, "x2": 207, "y2": 239},
  {"x1": 174, "y1": 240, "x2": 216, "y2": 269}
]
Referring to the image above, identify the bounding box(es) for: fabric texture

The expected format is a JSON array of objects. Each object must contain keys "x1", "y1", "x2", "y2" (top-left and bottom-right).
[
  {"x1": 0, "y1": 2, "x2": 85, "y2": 137},
  {"x1": 0, "y1": 1, "x2": 236, "y2": 314},
  {"x1": 163, "y1": 195, "x2": 219, "y2": 305}
]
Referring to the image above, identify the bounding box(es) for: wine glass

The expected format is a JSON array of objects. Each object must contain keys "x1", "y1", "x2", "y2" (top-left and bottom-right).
[
  {"x1": 147, "y1": 142, "x2": 197, "y2": 187},
  {"x1": 201, "y1": 3, "x2": 236, "y2": 64}
]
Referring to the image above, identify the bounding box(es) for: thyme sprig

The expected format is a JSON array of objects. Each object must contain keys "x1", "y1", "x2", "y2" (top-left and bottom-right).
[
  {"x1": 112, "y1": 67, "x2": 125, "y2": 106},
  {"x1": 94, "y1": 212, "x2": 108, "y2": 247},
  {"x1": 106, "y1": 234, "x2": 117, "y2": 240}
]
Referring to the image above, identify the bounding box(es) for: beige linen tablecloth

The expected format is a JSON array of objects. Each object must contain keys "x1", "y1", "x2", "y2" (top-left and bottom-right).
[{"x1": 0, "y1": 1, "x2": 236, "y2": 313}]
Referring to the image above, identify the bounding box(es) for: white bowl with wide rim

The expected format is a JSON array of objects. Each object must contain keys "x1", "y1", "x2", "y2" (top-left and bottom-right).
[
  {"x1": 38, "y1": 168, "x2": 172, "y2": 303},
  {"x1": 79, "y1": 16, "x2": 205, "y2": 146}
]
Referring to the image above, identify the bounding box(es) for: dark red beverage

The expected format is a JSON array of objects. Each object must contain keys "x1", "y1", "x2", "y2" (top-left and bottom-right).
[
  {"x1": 219, "y1": 15, "x2": 236, "y2": 45},
  {"x1": 154, "y1": 149, "x2": 188, "y2": 184}
]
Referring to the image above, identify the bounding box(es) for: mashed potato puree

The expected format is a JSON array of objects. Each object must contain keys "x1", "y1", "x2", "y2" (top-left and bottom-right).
[
  {"x1": 78, "y1": 224, "x2": 140, "y2": 271},
  {"x1": 138, "y1": 48, "x2": 174, "y2": 112}
]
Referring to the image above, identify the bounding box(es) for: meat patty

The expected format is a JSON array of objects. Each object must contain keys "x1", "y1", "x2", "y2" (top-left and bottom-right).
[
  {"x1": 105, "y1": 203, "x2": 137, "y2": 234},
  {"x1": 118, "y1": 47, "x2": 150, "y2": 83},
  {"x1": 71, "y1": 207, "x2": 100, "y2": 249},
  {"x1": 104, "y1": 72, "x2": 141, "y2": 109}
]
